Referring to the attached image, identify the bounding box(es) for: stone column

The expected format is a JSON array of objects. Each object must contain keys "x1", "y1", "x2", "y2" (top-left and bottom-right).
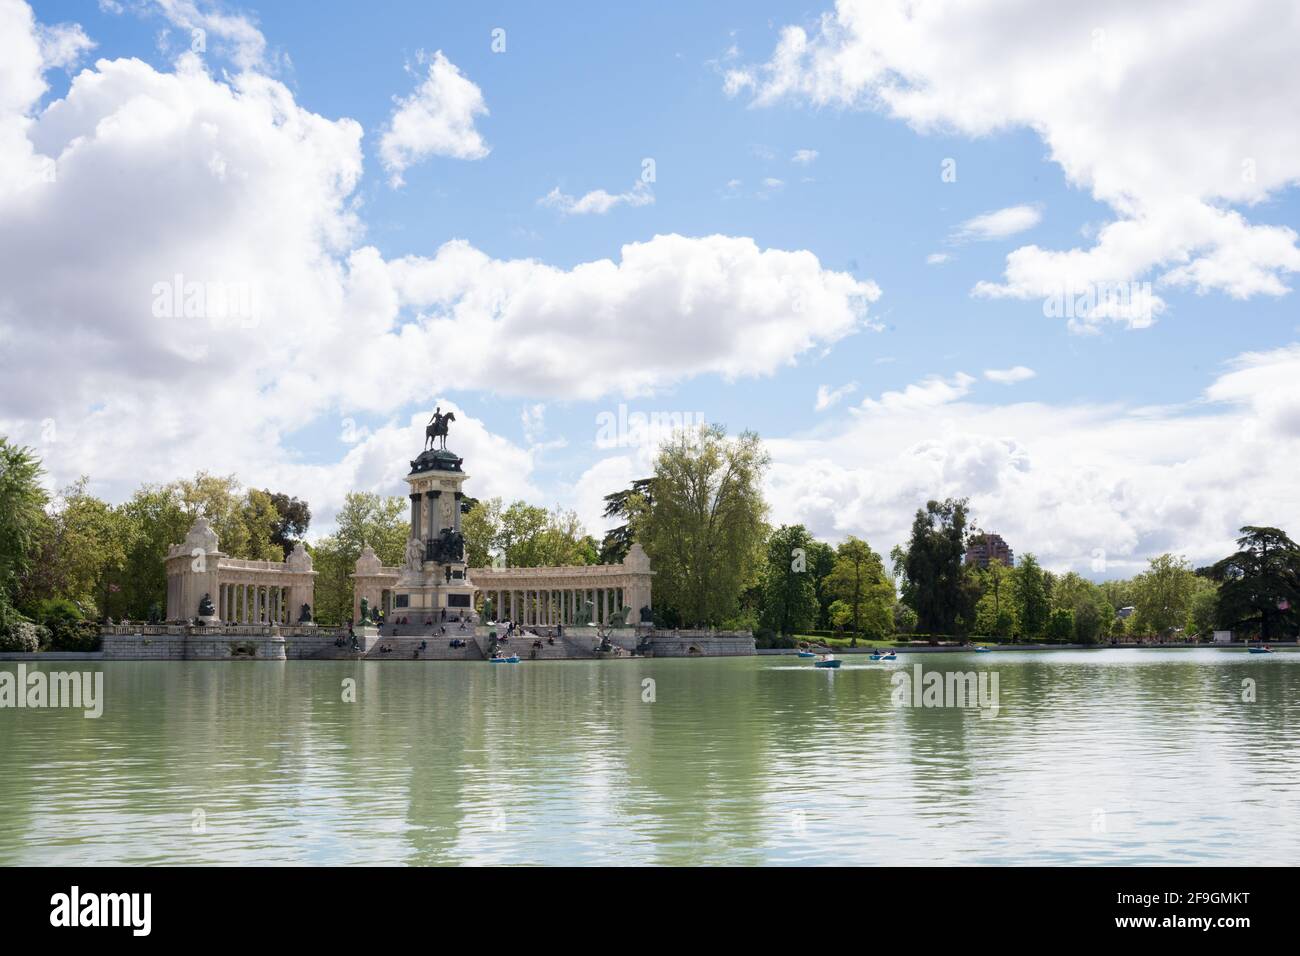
[
  {"x1": 410, "y1": 492, "x2": 422, "y2": 542},
  {"x1": 426, "y1": 490, "x2": 441, "y2": 538}
]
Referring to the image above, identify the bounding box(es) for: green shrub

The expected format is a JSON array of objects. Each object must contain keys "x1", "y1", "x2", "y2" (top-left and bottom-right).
[
  {"x1": 0, "y1": 621, "x2": 47, "y2": 653},
  {"x1": 46, "y1": 619, "x2": 100, "y2": 652}
]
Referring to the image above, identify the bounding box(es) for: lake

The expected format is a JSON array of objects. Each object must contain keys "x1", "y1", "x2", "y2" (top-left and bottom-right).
[{"x1": 1, "y1": 650, "x2": 1296, "y2": 865}]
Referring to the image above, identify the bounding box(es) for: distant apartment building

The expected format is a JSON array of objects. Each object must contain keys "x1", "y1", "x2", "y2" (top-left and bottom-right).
[{"x1": 965, "y1": 533, "x2": 1015, "y2": 568}]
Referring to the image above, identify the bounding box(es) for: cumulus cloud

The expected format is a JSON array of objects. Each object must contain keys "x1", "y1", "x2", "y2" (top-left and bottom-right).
[
  {"x1": 953, "y1": 204, "x2": 1042, "y2": 242},
  {"x1": 751, "y1": 346, "x2": 1300, "y2": 575},
  {"x1": 379, "y1": 50, "x2": 489, "y2": 186},
  {"x1": 791, "y1": 148, "x2": 818, "y2": 165},
  {"x1": 726, "y1": 0, "x2": 1300, "y2": 327},
  {"x1": 0, "y1": 2, "x2": 881, "y2": 530},
  {"x1": 984, "y1": 365, "x2": 1036, "y2": 385},
  {"x1": 538, "y1": 179, "x2": 652, "y2": 215}
]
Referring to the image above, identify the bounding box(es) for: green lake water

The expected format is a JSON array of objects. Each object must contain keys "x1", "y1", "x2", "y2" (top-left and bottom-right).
[{"x1": 1, "y1": 650, "x2": 1296, "y2": 865}]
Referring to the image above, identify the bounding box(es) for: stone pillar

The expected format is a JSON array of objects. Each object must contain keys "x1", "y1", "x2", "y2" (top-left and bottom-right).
[
  {"x1": 426, "y1": 490, "x2": 440, "y2": 538},
  {"x1": 410, "y1": 493, "x2": 422, "y2": 543}
]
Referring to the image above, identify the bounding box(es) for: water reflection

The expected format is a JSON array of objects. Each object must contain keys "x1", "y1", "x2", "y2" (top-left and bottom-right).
[{"x1": 0, "y1": 650, "x2": 1295, "y2": 865}]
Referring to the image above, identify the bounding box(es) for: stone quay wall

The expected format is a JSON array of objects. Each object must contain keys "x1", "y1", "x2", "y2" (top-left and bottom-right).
[{"x1": 98, "y1": 624, "x2": 756, "y2": 661}]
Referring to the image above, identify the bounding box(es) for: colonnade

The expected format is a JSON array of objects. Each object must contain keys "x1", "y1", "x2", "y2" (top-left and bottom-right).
[
  {"x1": 483, "y1": 586, "x2": 627, "y2": 627},
  {"x1": 217, "y1": 582, "x2": 294, "y2": 624}
]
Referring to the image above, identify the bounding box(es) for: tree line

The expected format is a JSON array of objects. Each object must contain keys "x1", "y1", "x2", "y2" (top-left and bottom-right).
[{"x1": 2, "y1": 427, "x2": 1297, "y2": 650}]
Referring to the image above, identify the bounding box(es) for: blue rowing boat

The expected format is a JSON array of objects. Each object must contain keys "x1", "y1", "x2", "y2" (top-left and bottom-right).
[
  {"x1": 1248, "y1": 647, "x2": 1274, "y2": 654},
  {"x1": 869, "y1": 653, "x2": 897, "y2": 661},
  {"x1": 490, "y1": 655, "x2": 520, "y2": 664},
  {"x1": 814, "y1": 658, "x2": 841, "y2": 669},
  {"x1": 797, "y1": 650, "x2": 817, "y2": 658},
  {"x1": 974, "y1": 647, "x2": 991, "y2": 653}
]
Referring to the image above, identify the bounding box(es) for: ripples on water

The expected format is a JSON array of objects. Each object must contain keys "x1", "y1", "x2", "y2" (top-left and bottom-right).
[{"x1": 0, "y1": 650, "x2": 1296, "y2": 865}]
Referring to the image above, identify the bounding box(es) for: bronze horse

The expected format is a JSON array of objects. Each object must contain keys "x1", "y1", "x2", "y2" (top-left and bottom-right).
[{"x1": 425, "y1": 410, "x2": 456, "y2": 450}]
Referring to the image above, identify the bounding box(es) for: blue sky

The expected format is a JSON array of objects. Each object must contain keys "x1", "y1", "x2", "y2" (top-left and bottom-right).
[{"x1": 7, "y1": 0, "x2": 1300, "y2": 577}]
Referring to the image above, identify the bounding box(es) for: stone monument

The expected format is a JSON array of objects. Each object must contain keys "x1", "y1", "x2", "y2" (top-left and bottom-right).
[{"x1": 393, "y1": 406, "x2": 477, "y2": 621}]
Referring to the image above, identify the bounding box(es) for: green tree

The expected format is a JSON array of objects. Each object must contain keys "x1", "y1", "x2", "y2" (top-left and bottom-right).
[
  {"x1": 177, "y1": 472, "x2": 251, "y2": 557},
  {"x1": 0, "y1": 439, "x2": 47, "y2": 614},
  {"x1": 641, "y1": 425, "x2": 769, "y2": 627},
  {"x1": 499, "y1": 503, "x2": 594, "y2": 567},
  {"x1": 1012, "y1": 554, "x2": 1050, "y2": 639},
  {"x1": 462, "y1": 496, "x2": 503, "y2": 567},
  {"x1": 974, "y1": 559, "x2": 1019, "y2": 638},
  {"x1": 1188, "y1": 584, "x2": 1219, "y2": 638},
  {"x1": 894, "y1": 498, "x2": 971, "y2": 634},
  {"x1": 805, "y1": 539, "x2": 837, "y2": 629},
  {"x1": 17, "y1": 478, "x2": 132, "y2": 621},
  {"x1": 263, "y1": 490, "x2": 311, "y2": 556},
  {"x1": 1044, "y1": 607, "x2": 1074, "y2": 642},
  {"x1": 311, "y1": 492, "x2": 408, "y2": 625},
  {"x1": 598, "y1": 478, "x2": 654, "y2": 563},
  {"x1": 1209, "y1": 526, "x2": 1300, "y2": 640},
  {"x1": 240, "y1": 488, "x2": 285, "y2": 561},
  {"x1": 113, "y1": 483, "x2": 189, "y2": 621},
  {"x1": 825, "y1": 536, "x2": 894, "y2": 643},
  {"x1": 1132, "y1": 553, "x2": 1199, "y2": 638},
  {"x1": 759, "y1": 525, "x2": 820, "y2": 636}
]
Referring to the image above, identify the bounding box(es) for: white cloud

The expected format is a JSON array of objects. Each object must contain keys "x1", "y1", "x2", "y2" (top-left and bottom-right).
[
  {"x1": 857, "y1": 372, "x2": 975, "y2": 413},
  {"x1": 984, "y1": 365, "x2": 1036, "y2": 385},
  {"x1": 0, "y1": 2, "x2": 881, "y2": 529},
  {"x1": 151, "y1": 0, "x2": 270, "y2": 71},
  {"x1": 791, "y1": 148, "x2": 818, "y2": 165},
  {"x1": 727, "y1": 0, "x2": 1300, "y2": 326},
  {"x1": 538, "y1": 179, "x2": 653, "y2": 216},
  {"x1": 926, "y1": 253, "x2": 950, "y2": 265},
  {"x1": 762, "y1": 346, "x2": 1300, "y2": 575},
  {"x1": 953, "y1": 204, "x2": 1042, "y2": 242},
  {"x1": 815, "y1": 382, "x2": 857, "y2": 411},
  {"x1": 379, "y1": 50, "x2": 489, "y2": 186}
]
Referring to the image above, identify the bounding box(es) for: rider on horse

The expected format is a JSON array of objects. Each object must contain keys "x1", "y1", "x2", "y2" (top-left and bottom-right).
[{"x1": 425, "y1": 407, "x2": 456, "y2": 450}]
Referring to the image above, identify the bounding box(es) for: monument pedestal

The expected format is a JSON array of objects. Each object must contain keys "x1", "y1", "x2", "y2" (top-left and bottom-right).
[{"x1": 354, "y1": 625, "x2": 381, "y2": 652}]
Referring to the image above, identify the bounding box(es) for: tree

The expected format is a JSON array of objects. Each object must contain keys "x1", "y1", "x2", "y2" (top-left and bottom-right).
[
  {"x1": 311, "y1": 492, "x2": 408, "y2": 625},
  {"x1": 462, "y1": 496, "x2": 504, "y2": 567},
  {"x1": 263, "y1": 490, "x2": 311, "y2": 556},
  {"x1": 176, "y1": 472, "x2": 251, "y2": 558},
  {"x1": 0, "y1": 439, "x2": 47, "y2": 612},
  {"x1": 824, "y1": 536, "x2": 894, "y2": 643},
  {"x1": 1012, "y1": 553, "x2": 1050, "y2": 639},
  {"x1": 1050, "y1": 570, "x2": 1111, "y2": 644},
  {"x1": 240, "y1": 488, "x2": 285, "y2": 562},
  {"x1": 641, "y1": 425, "x2": 769, "y2": 627},
  {"x1": 1209, "y1": 526, "x2": 1300, "y2": 640},
  {"x1": 113, "y1": 483, "x2": 189, "y2": 621},
  {"x1": 598, "y1": 478, "x2": 654, "y2": 564},
  {"x1": 973, "y1": 558, "x2": 1016, "y2": 638},
  {"x1": 1044, "y1": 607, "x2": 1074, "y2": 643},
  {"x1": 759, "y1": 525, "x2": 820, "y2": 636},
  {"x1": 499, "y1": 503, "x2": 594, "y2": 567},
  {"x1": 1132, "y1": 553, "x2": 1199, "y2": 638},
  {"x1": 894, "y1": 498, "x2": 971, "y2": 634},
  {"x1": 1188, "y1": 585, "x2": 1219, "y2": 638},
  {"x1": 805, "y1": 539, "x2": 837, "y2": 629}
]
